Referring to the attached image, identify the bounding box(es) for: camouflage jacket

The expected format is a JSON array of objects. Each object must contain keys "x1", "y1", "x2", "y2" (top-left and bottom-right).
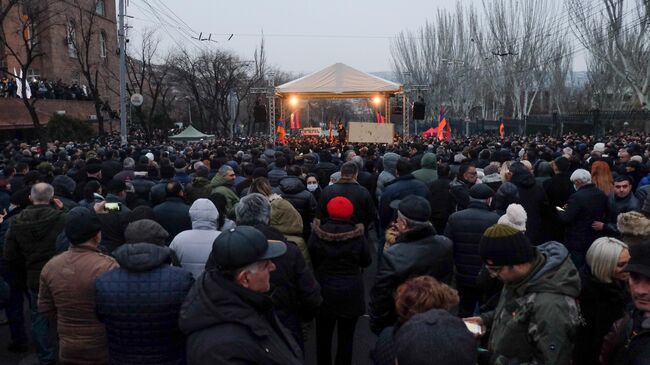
[{"x1": 480, "y1": 242, "x2": 582, "y2": 365}]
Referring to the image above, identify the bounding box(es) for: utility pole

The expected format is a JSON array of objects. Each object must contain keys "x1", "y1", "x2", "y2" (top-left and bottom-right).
[{"x1": 118, "y1": 0, "x2": 127, "y2": 145}]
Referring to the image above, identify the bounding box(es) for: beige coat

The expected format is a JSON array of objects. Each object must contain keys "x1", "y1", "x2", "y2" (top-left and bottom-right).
[{"x1": 38, "y1": 244, "x2": 119, "y2": 364}]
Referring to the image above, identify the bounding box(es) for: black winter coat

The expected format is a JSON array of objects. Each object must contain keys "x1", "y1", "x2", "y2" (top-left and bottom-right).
[
  {"x1": 179, "y1": 271, "x2": 303, "y2": 365},
  {"x1": 245, "y1": 224, "x2": 322, "y2": 346},
  {"x1": 314, "y1": 161, "x2": 338, "y2": 188},
  {"x1": 130, "y1": 176, "x2": 156, "y2": 207},
  {"x1": 428, "y1": 177, "x2": 454, "y2": 233},
  {"x1": 544, "y1": 172, "x2": 574, "y2": 208},
  {"x1": 444, "y1": 201, "x2": 500, "y2": 287},
  {"x1": 308, "y1": 219, "x2": 371, "y2": 318},
  {"x1": 511, "y1": 169, "x2": 549, "y2": 245},
  {"x1": 153, "y1": 197, "x2": 192, "y2": 244},
  {"x1": 95, "y1": 243, "x2": 194, "y2": 365},
  {"x1": 276, "y1": 176, "x2": 317, "y2": 240},
  {"x1": 317, "y1": 179, "x2": 377, "y2": 228},
  {"x1": 573, "y1": 266, "x2": 628, "y2": 365},
  {"x1": 558, "y1": 184, "x2": 608, "y2": 253},
  {"x1": 369, "y1": 225, "x2": 453, "y2": 334}
]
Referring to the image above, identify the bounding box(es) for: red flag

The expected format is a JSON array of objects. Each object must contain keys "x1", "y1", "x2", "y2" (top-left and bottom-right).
[
  {"x1": 499, "y1": 118, "x2": 505, "y2": 138},
  {"x1": 381, "y1": 115, "x2": 385, "y2": 124},
  {"x1": 437, "y1": 107, "x2": 447, "y2": 140},
  {"x1": 329, "y1": 121, "x2": 333, "y2": 144},
  {"x1": 289, "y1": 113, "x2": 295, "y2": 129},
  {"x1": 376, "y1": 111, "x2": 381, "y2": 124},
  {"x1": 295, "y1": 111, "x2": 300, "y2": 129}
]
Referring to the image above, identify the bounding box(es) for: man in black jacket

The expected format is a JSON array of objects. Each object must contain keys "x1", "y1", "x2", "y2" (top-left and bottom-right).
[
  {"x1": 449, "y1": 162, "x2": 478, "y2": 212},
  {"x1": 444, "y1": 184, "x2": 500, "y2": 317},
  {"x1": 592, "y1": 175, "x2": 640, "y2": 237},
  {"x1": 317, "y1": 162, "x2": 376, "y2": 230},
  {"x1": 153, "y1": 181, "x2": 191, "y2": 244},
  {"x1": 275, "y1": 165, "x2": 317, "y2": 241},
  {"x1": 179, "y1": 226, "x2": 303, "y2": 365},
  {"x1": 558, "y1": 169, "x2": 608, "y2": 268},
  {"x1": 369, "y1": 195, "x2": 453, "y2": 334}
]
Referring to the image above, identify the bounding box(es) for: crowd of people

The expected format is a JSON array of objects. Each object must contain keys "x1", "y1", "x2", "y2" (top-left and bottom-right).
[
  {"x1": 0, "y1": 130, "x2": 649, "y2": 364},
  {"x1": 0, "y1": 77, "x2": 93, "y2": 101}
]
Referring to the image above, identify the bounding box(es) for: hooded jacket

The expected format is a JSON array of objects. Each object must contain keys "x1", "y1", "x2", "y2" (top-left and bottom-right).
[
  {"x1": 309, "y1": 219, "x2": 371, "y2": 318},
  {"x1": 209, "y1": 174, "x2": 240, "y2": 215},
  {"x1": 269, "y1": 194, "x2": 310, "y2": 266},
  {"x1": 412, "y1": 153, "x2": 438, "y2": 184},
  {"x1": 170, "y1": 199, "x2": 222, "y2": 279},
  {"x1": 275, "y1": 176, "x2": 317, "y2": 240},
  {"x1": 179, "y1": 271, "x2": 303, "y2": 365},
  {"x1": 376, "y1": 152, "x2": 399, "y2": 199},
  {"x1": 617, "y1": 211, "x2": 650, "y2": 246},
  {"x1": 480, "y1": 242, "x2": 582, "y2": 365},
  {"x1": 510, "y1": 166, "x2": 548, "y2": 245},
  {"x1": 4, "y1": 204, "x2": 66, "y2": 290},
  {"x1": 96, "y1": 243, "x2": 194, "y2": 365}
]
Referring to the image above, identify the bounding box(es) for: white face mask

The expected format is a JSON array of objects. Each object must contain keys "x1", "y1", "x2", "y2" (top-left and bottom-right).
[{"x1": 307, "y1": 183, "x2": 318, "y2": 192}]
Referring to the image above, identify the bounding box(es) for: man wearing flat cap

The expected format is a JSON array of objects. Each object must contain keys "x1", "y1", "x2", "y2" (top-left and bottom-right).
[
  {"x1": 444, "y1": 183, "x2": 500, "y2": 317},
  {"x1": 179, "y1": 226, "x2": 303, "y2": 365},
  {"x1": 38, "y1": 207, "x2": 119, "y2": 364},
  {"x1": 600, "y1": 243, "x2": 650, "y2": 364},
  {"x1": 369, "y1": 195, "x2": 453, "y2": 334},
  {"x1": 464, "y1": 224, "x2": 581, "y2": 365}
]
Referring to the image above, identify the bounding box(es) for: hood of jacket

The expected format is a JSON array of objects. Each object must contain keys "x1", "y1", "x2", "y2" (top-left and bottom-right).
[
  {"x1": 269, "y1": 195, "x2": 303, "y2": 235},
  {"x1": 113, "y1": 242, "x2": 171, "y2": 271},
  {"x1": 210, "y1": 174, "x2": 232, "y2": 188},
  {"x1": 312, "y1": 219, "x2": 364, "y2": 242},
  {"x1": 420, "y1": 152, "x2": 437, "y2": 169},
  {"x1": 179, "y1": 271, "x2": 273, "y2": 336},
  {"x1": 124, "y1": 219, "x2": 169, "y2": 245},
  {"x1": 278, "y1": 176, "x2": 306, "y2": 195},
  {"x1": 189, "y1": 198, "x2": 219, "y2": 230},
  {"x1": 191, "y1": 176, "x2": 211, "y2": 188},
  {"x1": 11, "y1": 204, "x2": 64, "y2": 241},
  {"x1": 382, "y1": 152, "x2": 400, "y2": 175},
  {"x1": 618, "y1": 211, "x2": 650, "y2": 237},
  {"x1": 514, "y1": 241, "x2": 581, "y2": 298}
]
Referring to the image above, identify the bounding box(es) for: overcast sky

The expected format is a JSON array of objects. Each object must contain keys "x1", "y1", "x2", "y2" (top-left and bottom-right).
[{"x1": 125, "y1": 0, "x2": 587, "y2": 75}]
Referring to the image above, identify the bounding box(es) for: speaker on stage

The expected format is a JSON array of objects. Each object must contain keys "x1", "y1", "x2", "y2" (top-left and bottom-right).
[{"x1": 413, "y1": 101, "x2": 425, "y2": 120}]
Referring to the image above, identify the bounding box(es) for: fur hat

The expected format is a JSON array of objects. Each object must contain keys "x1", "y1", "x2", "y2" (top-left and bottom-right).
[{"x1": 497, "y1": 204, "x2": 527, "y2": 231}]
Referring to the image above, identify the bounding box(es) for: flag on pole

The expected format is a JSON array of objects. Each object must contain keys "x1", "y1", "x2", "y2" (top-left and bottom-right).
[
  {"x1": 295, "y1": 111, "x2": 300, "y2": 129},
  {"x1": 376, "y1": 111, "x2": 381, "y2": 124},
  {"x1": 437, "y1": 106, "x2": 447, "y2": 140},
  {"x1": 329, "y1": 121, "x2": 333, "y2": 144},
  {"x1": 381, "y1": 115, "x2": 385, "y2": 124},
  {"x1": 289, "y1": 113, "x2": 295, "y2": 129},
  {"x1": 499, "y1": 118, "x2": 505, "y2": 138},
  {"x1": 277, "y1": 120, "x2": 286, "y2": 144}
]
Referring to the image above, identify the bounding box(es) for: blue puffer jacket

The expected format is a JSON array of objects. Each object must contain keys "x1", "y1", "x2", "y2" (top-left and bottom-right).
[{"x1": 95, "y1": 243, "x2": 194, "y2": 365}]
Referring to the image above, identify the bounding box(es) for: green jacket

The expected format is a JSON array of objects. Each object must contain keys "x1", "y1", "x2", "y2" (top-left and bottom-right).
[
  {"x1": 480, "y1": 242, "x2": 582, "y2": 365},
  {"x1": 269, "y1": 194, "x2": 311, "y2": 267},
  {"x1": 412, "y1": 152, "x2": 438, "y2": 184},
  {"x1": 209, "y1": 175, "x2": 240, "y2": 215},
  {"x1": 3, "y1": 204, "x2": 66, "y2": 291}
]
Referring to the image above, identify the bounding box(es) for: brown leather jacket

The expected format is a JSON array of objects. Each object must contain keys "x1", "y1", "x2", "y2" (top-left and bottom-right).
[{"x1": 38, "y1": 244, "x2": 119, "y2": 364}]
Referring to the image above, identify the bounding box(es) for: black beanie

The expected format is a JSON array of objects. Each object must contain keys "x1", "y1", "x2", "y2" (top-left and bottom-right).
[
  {"x1": 479, "y1": 224, "x2": 534, "y2": 265},
  {"x1": 65, "y1": 207, "x2": 102, "y2": 245}
]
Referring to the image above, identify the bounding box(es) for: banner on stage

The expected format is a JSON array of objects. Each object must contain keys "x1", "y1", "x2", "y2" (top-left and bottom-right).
[
  {"x1": 348, "y1": 122, "x2": 394, "y2": 144},
  {"x1": 301, "y1": 127, "x2": 322, "y2": 136}
]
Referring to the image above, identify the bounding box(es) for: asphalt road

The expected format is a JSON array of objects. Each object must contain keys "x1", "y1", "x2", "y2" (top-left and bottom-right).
[{"x1": 0, "y1": 237, "x2": 380, "y2": 365}]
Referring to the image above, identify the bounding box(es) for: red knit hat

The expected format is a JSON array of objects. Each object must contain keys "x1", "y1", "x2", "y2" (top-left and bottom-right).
[{"x1": 327, "y1": 196, "x2": 354, "y2": 220}]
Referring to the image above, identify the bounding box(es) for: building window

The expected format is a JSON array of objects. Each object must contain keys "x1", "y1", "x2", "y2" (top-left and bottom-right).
[
  {"x1": 67, "y1": 20, "x2": 77, "y2": 58},
  {"x1": 99, "y1": 31, "x2": 107, "y2": 59},
  {"x1": 96, "y1": 0, "x2": 105, "y2": 16},
  {"x1": 26, "y1": 69, "x2": 40, "y2": 82}
]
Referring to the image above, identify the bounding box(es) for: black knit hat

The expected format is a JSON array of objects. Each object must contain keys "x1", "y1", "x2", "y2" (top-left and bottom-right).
[
  {"x1": 65, "y1": 207, "x2": 102, "y2": 245},
  {"x1": 479, "y1": 224, "x2": 534, "y2": 265}
]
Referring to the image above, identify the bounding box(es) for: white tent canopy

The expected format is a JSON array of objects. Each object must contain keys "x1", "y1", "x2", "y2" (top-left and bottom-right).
[{"x1": 275, "y1": 63, "x2": 402, "y2": 98}]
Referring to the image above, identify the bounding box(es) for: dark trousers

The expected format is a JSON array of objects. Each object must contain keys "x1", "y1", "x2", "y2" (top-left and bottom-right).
[
  {"x1": 0, "y1": 262, "x2": 28, "y2": 346},
  {"x1": 457, "y1": 284, "x2": 482, "y2": 318},
  {"x1": 316, "y1": 313, "x2": 358, "y2": 365}
]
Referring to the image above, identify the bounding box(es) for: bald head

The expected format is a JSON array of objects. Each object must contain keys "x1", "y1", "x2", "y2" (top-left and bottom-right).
[{"x1": 30, "y1": 183, "x2": 54, "y2": 205}]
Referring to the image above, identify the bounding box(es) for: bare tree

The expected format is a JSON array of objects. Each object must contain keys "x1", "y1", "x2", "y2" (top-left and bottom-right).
[
  {"x1": 0, "y1": 0, "x2": 64, "y2": 148},
  {"x1": 66, "y1": 0, "x2": 113, "y2": 135},
  {"x1": 569, "y1": 0, "x2": 649, "y2": 110}
]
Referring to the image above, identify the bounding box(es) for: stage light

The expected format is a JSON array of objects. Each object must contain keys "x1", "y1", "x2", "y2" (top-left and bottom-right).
[
  {"x1": 289, "y1": 96, "x2": 299, "y2": 107},
  {"x1": 373, "y1": 96, "x2": 382, "y2": 106}
]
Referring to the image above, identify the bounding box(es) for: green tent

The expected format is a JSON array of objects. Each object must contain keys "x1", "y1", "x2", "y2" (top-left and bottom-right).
[{"x1": 168, "y1": 125, "x2": 214, "y2": 142}]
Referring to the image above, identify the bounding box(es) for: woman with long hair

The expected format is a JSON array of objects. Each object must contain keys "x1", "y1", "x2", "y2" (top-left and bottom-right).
[{"x1": 591, "y1": 160, "x2": 614, "y2": 195}]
